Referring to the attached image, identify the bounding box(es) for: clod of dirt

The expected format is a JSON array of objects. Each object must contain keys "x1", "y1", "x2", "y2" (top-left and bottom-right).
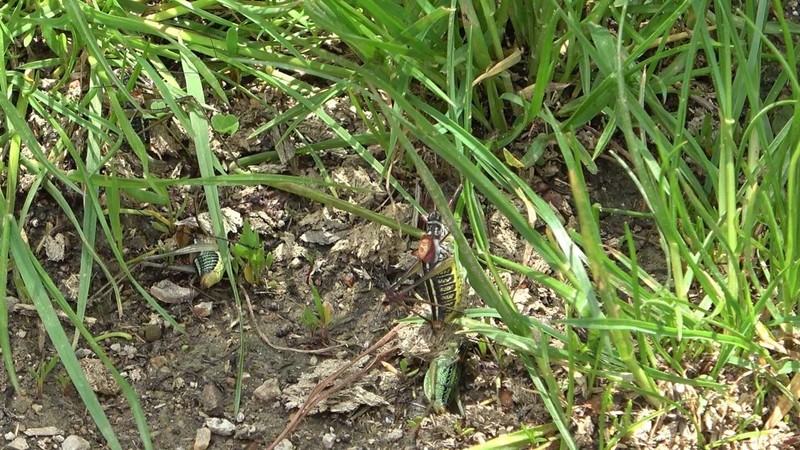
[
  {"x1": 330, "y1": 205, "x2": 412, "y2": 266},
  {"x1": 233, "y1": 424, "x2": 262, "y2": 440},
  {"x1": 297, "y1": 207, "x2": 341, "y2": 230},
  {"x1": 142, "y1": 323, "x2": 162, "y2": 342},
  {"x1": 300, "y1": 230, "x2": 346, "y2": 245},
  {"x1": 246, "y1": 209, "x2": 287, "y2": 234},
  {"x1": 175, "y1": 208, "x2": 242, "y2": 236},
  {"x1": 394, "y1": 322, "x2": 441, "y2": 359},
  {"x1": 205, "y1": 417, "x2": 235, "y2": 436},
  {"x1": 282, "y1": 359, "x2": 388, "y2": 413},
  {"x1": 43, "y1": 233, "x2": 65, "y2": 262},
  {"x1": 150, "y1": 279, "x2": 198, "y2": 304},
  {"x1": 253, "y1": 378, "x2": 281, "y2": 403},
  {"x1": 193, "y1": 427, "x2": 211, "y2": 450},
  {"x1": 80, "y1": 358, "x2": 120, "y2": 395},
  {"x1": 329, "y1": 166, "x2": 382, "y2": 207}
]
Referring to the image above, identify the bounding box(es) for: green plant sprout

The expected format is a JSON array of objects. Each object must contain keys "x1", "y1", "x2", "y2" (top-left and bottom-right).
[
  {"x1": 231, "y1": 221, "x2": 271, "y2": 286},
  {"x1": 30, "y1": 356, "x2": 60, "y2": 398},
  {"x1": 301, "y1": 282, "x2": 333, "y2": 343}
]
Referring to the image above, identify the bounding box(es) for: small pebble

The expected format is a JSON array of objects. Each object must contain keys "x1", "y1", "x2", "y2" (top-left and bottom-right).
[
  {"x1": 62, "y1": 435, "x2": 90, "y2": 450},
  {"x1": 322, "y1": 433, "x2": 335, "y2": 449},
  {"x1": 193, "y1": 428, "x2": 211, "y2": 450},
  {"x1": 385, "y1": 427, "x2": 403, "y2": 441},
  {"x1": 205, "y1": 418, "x2": 235, "y2": 436},
  {"x1": 193, "y1": 302, "x2": 213, "y2": 317},
  {"x1": 5, "y1": 296, "x2": 18, "y2": 312},
  {"x1": 200, "y1": 384, "x2": 223, "y2": 414},
  {"x1": 149, "y1": 355, "x2": 168, "y2": 369},
  {"x1": 253, "y1": 379, "x2": 281, "y2": 403},
  {"x1": 274, "y1": 439, "x2": 294, "y2": 450},
  {"x1": 24, "y1": 426, "x2": 61, "y2": 436},
  {"x1": 7, "y1": 437, "x2": 28, "y2": 450},
  {"x1": 233, "y1": 424, "x2": 259, "y2": 440}
]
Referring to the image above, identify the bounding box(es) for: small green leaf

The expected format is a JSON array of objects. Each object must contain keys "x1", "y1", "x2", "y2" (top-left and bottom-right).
[
  {"x1": 521, "y1": 134, "x2": 550, "y2": 168},
  {"x1": 240, "y1": 222, "x2": 260, "y2": 249},
  {"x1": 502, "y1": 148, "x2": 525, "y2": 168},
  {"x1": 211, "y1": 113, "x2": 239, "y2": 135},
  {"x1": 300, "y1": 307, "x2": 320, "y2": 329}
]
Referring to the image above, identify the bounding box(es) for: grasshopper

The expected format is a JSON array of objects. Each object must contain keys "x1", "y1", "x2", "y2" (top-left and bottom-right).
[
  {"x1": 192, "y1": 235, "x2": 225, "y2": 289},
  {"x1": 423, "y1": 340, "x2": 464, "y2": 414},
  {"x1": 384, "y1": 212, "x2": 463, "y2": 327}
]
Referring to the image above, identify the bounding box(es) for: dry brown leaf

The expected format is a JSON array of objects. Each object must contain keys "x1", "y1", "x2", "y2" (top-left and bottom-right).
[{"x1": 765, "y1": 371, "x2": 800, "y2": 429}]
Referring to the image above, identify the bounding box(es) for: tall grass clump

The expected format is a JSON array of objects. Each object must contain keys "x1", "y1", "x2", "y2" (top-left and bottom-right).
[
  {"x1": 304, "y1": 0, "x2": 800, "y2": 447},
  {"x1": 1, "y1": 0, "x2": 799, "y2": 447}
]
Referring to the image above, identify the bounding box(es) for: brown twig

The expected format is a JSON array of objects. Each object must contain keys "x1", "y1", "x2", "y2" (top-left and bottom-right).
[
  {"x1": 267, "y1": 323, "x2": 404, "y2": 450},
  {"x1": 242, "y1": 288, "x2": 342, "y2": 355}
]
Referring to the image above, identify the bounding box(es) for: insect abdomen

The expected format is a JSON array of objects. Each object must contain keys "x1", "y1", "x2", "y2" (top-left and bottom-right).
[
  {"x1": 195, "y1": 250, "x2": 223, "y2": 288},
  {"x1": 424, "y1": 260, "x2": 461, "y2": 323}
]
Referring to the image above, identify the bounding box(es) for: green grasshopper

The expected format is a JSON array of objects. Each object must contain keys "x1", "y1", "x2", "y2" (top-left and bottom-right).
[{"x1": 423, "y1": 340, "x2": 464, "y2": 414}]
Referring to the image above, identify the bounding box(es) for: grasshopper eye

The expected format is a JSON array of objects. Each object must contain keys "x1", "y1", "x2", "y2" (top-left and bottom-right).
[{"x1": 425, "y1": 212, "x2": 448, "y2": 239}]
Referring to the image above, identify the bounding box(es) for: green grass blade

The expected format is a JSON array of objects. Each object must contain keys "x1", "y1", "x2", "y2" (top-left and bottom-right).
[{"x1": 9, "y1": 222, "x2": 124, "y2": 449}]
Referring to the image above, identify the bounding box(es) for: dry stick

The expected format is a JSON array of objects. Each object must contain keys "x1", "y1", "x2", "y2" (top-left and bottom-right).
[
  {"x1": 10, "y1": 302, "x2": 98, "y2": 325},
  {"x1": 267, "y1": 323, "x2": 404, "y2": 450},
  {"x1": 242, "y1": 288, "x2": 342, "y2": 355}
]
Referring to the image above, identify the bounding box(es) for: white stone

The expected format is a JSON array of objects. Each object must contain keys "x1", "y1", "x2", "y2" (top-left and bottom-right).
[
  {"x1": 23, "y1": 426, "x2": 61, "y2": 437},
  {"x1": 7, "y1": 436, "x2": 28, "y2": 450},
  {"x1": 322, "y1": 433, "x2": 335, "y2": 449},
  {"x1": 205, "y1": 417, "x2": 235, "y2": 436},
  {"x1": 62, "y1": 435, "x2": 90, "y2": 450},
  {"x1": 274, "y1": 439, "x2": 294, "y2": 450}
]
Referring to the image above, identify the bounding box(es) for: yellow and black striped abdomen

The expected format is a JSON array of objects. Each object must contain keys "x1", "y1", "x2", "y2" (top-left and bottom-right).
[{"x1": 423, "y1": 259, "x2": 462, "y2": 323}]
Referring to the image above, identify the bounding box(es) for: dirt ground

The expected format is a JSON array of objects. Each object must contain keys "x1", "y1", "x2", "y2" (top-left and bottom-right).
[
  {"x1": 7, "y1": 5, "x2": 800, "y2": 448},
  {"x1": 0, "y1": 82, "x2": 765, "y2": 450}
]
